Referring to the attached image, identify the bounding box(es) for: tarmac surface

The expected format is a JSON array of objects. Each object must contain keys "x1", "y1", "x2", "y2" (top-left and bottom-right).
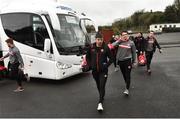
[{"x1": 0, "y1": 33, "x2": 180, "y2": 118}]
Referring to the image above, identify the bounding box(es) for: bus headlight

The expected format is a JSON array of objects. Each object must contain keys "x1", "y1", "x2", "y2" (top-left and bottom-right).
[{"x1": 56, "y1": 61, "x2": 72, "y2": 69}]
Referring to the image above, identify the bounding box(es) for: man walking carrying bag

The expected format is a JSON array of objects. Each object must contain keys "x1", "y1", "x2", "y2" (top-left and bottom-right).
[{"x1": 0, "y1": 38, "x2": 25, "y2": 92}]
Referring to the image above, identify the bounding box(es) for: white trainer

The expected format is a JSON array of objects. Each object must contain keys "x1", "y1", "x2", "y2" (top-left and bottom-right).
[
  {"x1": 123, "y1": 89, "x2": 129, "y2": 95},
  {"x1": 114, "y1": 67, "x2": 119, "y2": 72},
  {"x1": 97, "y1": 103, "x2": 103, "y2": 111},
  {"x1": 13, "y1": 88, "x2": 24, "y2": 92}
]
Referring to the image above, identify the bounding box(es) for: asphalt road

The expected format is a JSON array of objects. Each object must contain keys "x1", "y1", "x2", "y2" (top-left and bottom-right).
[{"x1": 0, "y1": 33, "x2": 180, "y2": 118}]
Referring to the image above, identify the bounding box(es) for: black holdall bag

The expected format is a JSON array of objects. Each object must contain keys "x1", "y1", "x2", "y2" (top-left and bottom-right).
[{"x1": 0, "y1": 65, "x2": 7, "y2": 79}]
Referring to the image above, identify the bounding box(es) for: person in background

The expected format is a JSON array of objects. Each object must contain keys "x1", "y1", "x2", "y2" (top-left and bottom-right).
[
  {"x1": 112, "y1": 31, "x2": 136, "y2": 96},
  {"x1": 0, "y1": 38, "x2": 25, "y2": 92},
  {"x1": 145, "y1": 31, "x2": 162, "y2": 75},
  {"x1": 109, "y1": 35, "x2": 115, "y2": 44},
  {"x1": 86, "y1": 32, "x2": 113, "y2": 111},
  {"x1": 134, "y1": 32, "x2": 145, "y2": 62},
  {"x1": 129, "y1": 35, "x2": 135, "y2": 42},
  {"x1": 0, "y1": 41, "x2": 4, "y2": 66},
  {"x1": 109, "y1": 34, "x2": 120, "y2": 72}
]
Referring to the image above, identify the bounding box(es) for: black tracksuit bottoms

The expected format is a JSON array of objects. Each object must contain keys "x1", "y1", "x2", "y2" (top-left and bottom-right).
[
  {"x1": 92, "y1": 71, "x2": 107, "y2": 103},
  {"x1": 113, "y1": 49, "x2": 118, "y2": 68},
  {"x1": 114, "y1": 57, "x2": 117, "y2": 68},
  {"x1": 9, "y1": 62, "x2": 22, "y2": 87},
  {"x1": 145, "y1": 51, "x2": 154, "y2": 70},
  {"x1": 118, "y1": 59, "x2": 132, "y2": 90}
]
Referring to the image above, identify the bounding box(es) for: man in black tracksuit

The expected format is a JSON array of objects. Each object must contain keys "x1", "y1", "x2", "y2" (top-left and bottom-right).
[
  {"x1": 145, "y1": 31, "x2": 162, "y2": 74},
  {"x1": 86, "y1": 32, "x2": 113, "y2": 111},
  {"x1": 134, "y1": 32, "x2": 145, "y2": 59},
  {"x1": 112, "y1": 31, "x2": 136, "y2": 95}
]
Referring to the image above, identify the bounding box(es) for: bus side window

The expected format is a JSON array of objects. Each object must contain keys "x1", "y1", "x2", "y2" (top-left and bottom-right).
[
  {"x1": 32, "y1": 15, "x2": 50, "y2": 51},
  {"x1": 1, "y1": 13, "x2": 52, "y2": 53},
  {"x1": 1, "y1": 13, "x2": 34, "y2": 46}
]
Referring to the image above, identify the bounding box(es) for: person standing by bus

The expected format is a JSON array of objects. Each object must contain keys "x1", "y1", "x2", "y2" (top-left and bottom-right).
[
  {"x1": 112, "y1": 31, "x2": 136, "y2": 96},
  {"x1": 86, "y1": 32, "x2": 113, "y2": 111},
  {"x1": 145, "y1": 31, "x2": 162, "y2": 75},
  {"x1": 0, "y1": 38, "x2": 25, "y2": 92}
]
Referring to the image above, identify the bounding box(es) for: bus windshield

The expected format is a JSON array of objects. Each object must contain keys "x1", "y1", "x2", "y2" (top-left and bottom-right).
[{"x1": 54, "y1": 14, "x2": 86, "y2": 55}]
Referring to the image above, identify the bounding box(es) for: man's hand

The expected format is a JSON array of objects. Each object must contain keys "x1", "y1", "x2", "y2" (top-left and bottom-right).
[
  {"x1": 0, "y1": 57, "x2": 4, "y2": 61},
  {"x1": 159, "y1": 49, "x2": 163, "y2": 53},
  {"x1": 117, "y1": 38, "x2": 122, "y2": 42},
  {"x1": 18, "y1": 65, "x2": 24, "y2": 71},
  {"x1": 21, "y1": 67, "x2": 24, "y2": 71},
  {"x1": 132, "y1": 62, "x2": 137, "y2": 68}
]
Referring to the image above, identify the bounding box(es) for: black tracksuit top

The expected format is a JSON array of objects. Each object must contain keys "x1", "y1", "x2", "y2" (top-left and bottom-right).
[
  {"x1": 134, "y1": 36, "x2": 145, "y2": 52},
  {"x1": 86, "y1": 42, "x2": 114, "y2": 72}
]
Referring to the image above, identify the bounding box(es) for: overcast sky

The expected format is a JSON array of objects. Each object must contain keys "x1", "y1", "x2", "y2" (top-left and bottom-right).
[{"x1": 0, "y1": 0, "x2": 174, "y2": 26}]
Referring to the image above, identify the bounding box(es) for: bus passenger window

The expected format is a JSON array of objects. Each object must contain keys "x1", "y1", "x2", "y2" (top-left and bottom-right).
[{"x1": 32, "y1": 15, "x2": 50, "y2": 51}]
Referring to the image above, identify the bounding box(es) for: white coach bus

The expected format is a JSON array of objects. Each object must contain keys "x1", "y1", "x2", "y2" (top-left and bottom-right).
[{"x1": 0, "y1": 1, "x2": 88, "y2": 80}]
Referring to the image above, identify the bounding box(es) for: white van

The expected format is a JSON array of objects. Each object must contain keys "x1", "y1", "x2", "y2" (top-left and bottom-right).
[{"x1": 0, "y1": 1, "x2": 88, "y2": 80}]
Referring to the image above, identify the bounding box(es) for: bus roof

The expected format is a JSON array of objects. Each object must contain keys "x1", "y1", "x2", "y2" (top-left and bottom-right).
[{"x1": 0, "y1": 0, "x2": 76, "y2": 15}]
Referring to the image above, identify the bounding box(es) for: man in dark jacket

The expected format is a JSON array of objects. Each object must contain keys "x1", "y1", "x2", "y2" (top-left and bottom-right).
[
  {"x1": 145, "y1": 31, "x2": 162, "y2": 74},
  {"x1": 134, "y1": 32, "x2": 145, "y2": 58},
  {"x1": 86, "y1": 32, "x2": 113, "y2": 111}
]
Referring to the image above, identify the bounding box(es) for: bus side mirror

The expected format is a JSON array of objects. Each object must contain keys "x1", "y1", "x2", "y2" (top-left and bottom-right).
[{"x1": 44, "y1": 38, "x2": 51, "y2": 54}]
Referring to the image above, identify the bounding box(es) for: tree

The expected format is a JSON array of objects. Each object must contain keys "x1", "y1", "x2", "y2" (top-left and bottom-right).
[
  {"x1": 107, "y1": 0, "x2": 178, "y2": 33},
  {"x1": 174, "y1": 0, "x2": 180, "y2": 22},
  {"x1": 164, "y1": 5, "x2": 178, "y2": 22},
  {"x1": 131, "y1": 10, "x2": 144, "y2": 26},
  {"x1": 174, "y1": 0, "x2": 180, "y2": 9}
]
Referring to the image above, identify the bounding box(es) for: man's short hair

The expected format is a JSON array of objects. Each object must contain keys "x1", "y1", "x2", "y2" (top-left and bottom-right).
[
  {"x1": 5, "y1": 38, "x2": 14, "y2": 44},
  {"x1": 149, "y1": 31, "x2": 154, "y2": 33},
  {"x1": 95, "y1": 32, "x2": 103, "y2": 39},
  {"x1": 121, "y1": 31, "x2": 128, "y2": 35},
  {"x1": 139, "y1": 32, "x2": 143, "y2": 36}
]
